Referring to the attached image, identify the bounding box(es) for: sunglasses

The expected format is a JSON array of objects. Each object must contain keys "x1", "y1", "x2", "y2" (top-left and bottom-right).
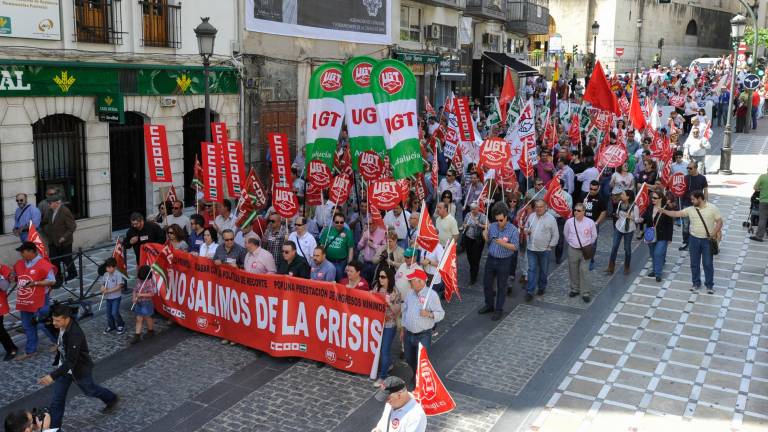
[
  {"x1": 295, "y1": 223, "x2": 304, "y2": 227},
  {"x1": 282, "y1": 250, "x2": 291, "y2": 254},
  {"x1": 495, "y1": 218, "x2": 505, "y2": 222},
  {"x1": 574, "y1": 209, "x2": 584, "y2": 212},
  {"x1": 15, "y1": 199, "x2": 24, "y2": 203},
  {"x1": 687, "y1": 167, "x2": 694, "y2": 171},
  {"x1": 334, "y1": 221, "x2": 344, "y2": 225},
  {"x1": 378, "y1": 274, "x2": 388, "y2": 279},
  {"x1": 224, "y1": 238, "x2": 234, "y2": 242}
]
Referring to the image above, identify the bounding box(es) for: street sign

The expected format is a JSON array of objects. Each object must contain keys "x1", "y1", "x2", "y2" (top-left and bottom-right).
[
  {"x1": 738, "y1": 41, "x2": 747, "y2": 54},
  {"x1": 744, "y1": 73, "x2": 760, "y2": 90},
  {"x1": 549, "y1": 34, "x2": 563, "y2": 53},
  {"x1": 615, "y1": 47, "x2": 624, "y2": 57}
]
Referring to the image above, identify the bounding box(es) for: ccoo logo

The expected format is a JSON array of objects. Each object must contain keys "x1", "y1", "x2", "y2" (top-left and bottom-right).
[
  {"x1": 379, "y1": 67, "x2": 404, "y2": 95},
  {"x1": 320, "y1": 68, "x2": 342, "y2": 92},
  {"x1": 352, "y1": 63, "x2": 373, "y2": 87}
]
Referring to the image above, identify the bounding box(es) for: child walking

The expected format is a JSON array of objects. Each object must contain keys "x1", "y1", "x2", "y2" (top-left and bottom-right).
[
  {"x1": 130, "y1": 265, "x2": 156, "y2": 344},
  {"x1": 100, "y1": 258, "x2": 126, "y2": 335}
]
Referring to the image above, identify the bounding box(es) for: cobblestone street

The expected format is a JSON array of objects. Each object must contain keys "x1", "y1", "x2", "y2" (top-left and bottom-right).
[{"x1": 1, "y1": 122, "x2": 766, "y2": 432}]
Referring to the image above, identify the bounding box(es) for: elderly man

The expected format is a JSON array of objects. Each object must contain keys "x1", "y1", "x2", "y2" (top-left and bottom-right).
[
  {"x1": 479, "y1": 205, "x2": 519, "y2": 321},
  {"x1": 213, "y1": 229, "x2": 246, "y2": 268},
  {"x1": 243, "y1": 238, "x2": 276, "y2": 274},
  {"x1": 164, "y1": 201, "x2": 191, "y2": 234},
  {"x1": 564, "y1": 203, "x2": 598, "y2": 303},
  {"x1": 372, "y1": 376, "x2": 427, "y2": 432},
  {"x1": 13, "y1": 193, "x2": 41, "y2": 243},
  {"x1": 394, "y1": 248, "x2": 422, "y2": 299},
  {"x1": 524, "y1": 200, "x2": 559, "y2": 302},
  {"x1": 401, "y1": 268, "x2": 444, "y2": 381},
  {"x1": 435, "y1": 202, "x2": 459, "y2": 247},
  {"x1": 310, "y1": 246, "x2": 336, "y2": 282},
  {"x1": 40, "y1": 196, "x2": 77, "y2": 282}
]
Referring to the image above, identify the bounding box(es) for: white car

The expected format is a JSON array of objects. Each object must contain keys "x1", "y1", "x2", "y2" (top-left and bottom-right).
[{"x1": 689, "y1": 57, "x2": 721, "y2": 70}]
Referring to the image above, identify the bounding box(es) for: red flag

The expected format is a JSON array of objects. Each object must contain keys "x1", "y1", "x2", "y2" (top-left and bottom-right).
[
  {"x1": 28, "y1": 222, "x2": 47, "y2": 259},
  {"x1": 112, "y1": 236, "x2": 127, "y2": 276},
  {"x1": 164, "y1": 185, "x2": 178, "y2": 203},
  {"x1": 669, "y1": 172, "x2": 688, "y2": 198},
  {"x1": 328, "y1": 174, "x2": 353, "y2": 205},
  {"x1": 413, "y1": 343, "x2": 456, "y2": 416},
  {"x1": 369, "y1": 203, "x2": 384, "y2": 227},
  {"x1": 358, "y1": 150, "x2": 384, "y2": 182},
  {"x1": 438, "y1": 239, "x2": 460, "y2": 302},
  {"x1": 431, "y1": 139, "x2": 439, "y2": 192},
  {"x1": 499, "y1": 66, "x2": 516, "y2": 123},
  {"x1": 272, "y1": 185, "x2": 299, "y2": 218},
  {"x1": 224, "y1": 140, "x2": 246, "y2": 197},
  {"x1": 475, "y1": 181, "x2": 490, "y2": 214},
  {"x1": 368, "y1": 179, "x2": 402, "y2": 211},
  {"x1": 659, "y1": 160, "x2": 672, "y2": 188},
  {"x1": 144, "y1": 124, "x2": 173, "y2": 183},
  {"x1": 544, "y1": 175, "x2": 572, "y2": 219},
  {"x1": 415, "y1": 203, "x2": 439, "y2": 252},
  {"x1": 307, "y1": 159, "x2": 332, "y2": 189},
  {"x1": 629, "y1": 82, "x2": 647, "y2": 131},
  {"x1": 584, "y1": 61, "x2": 620, "y2": 115},
  {"x1": 191, "y1": 155, "x2": 204, "y2": 191},
  {"x1": 618, "y1": 94, "x2": 630, "y2": 116},
  {"x1": 635, "y1": 183, "x2": 651, "y2": 215},
  {"x1": 453, "y1": 96, "x2": 475, "y2": 142},
  {"x1": 424, "y1": 96, "x2": 436, "y2": 116},
  {"x1": 518, "y1": 137, "x2": 535, "y2": 178},
  {"x1": 568, "y1": 114, "x2": 581, "y2": 146},
  {"x1": 149, "y1": 244, "x2": 174, "y2": 297},
  {"x1": 414, "y1": 173, "x2": 427, "y2": 202},
  {"x1": 702, "y1": 120, "x2": 713, "y2": 140},
  {"x1": 234, "y1": 192, "x2": 258, "y2": 230},
  {"x1": 201, "y1": 141, "x2": 222, "y2": 202}
]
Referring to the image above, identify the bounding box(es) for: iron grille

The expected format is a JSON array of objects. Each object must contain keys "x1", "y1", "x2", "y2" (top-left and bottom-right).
[
  {"x1": 139, "y1": 1, "x2": 182, "y2": 48},
  {"x1": 33, "y1": 115, "x2": 89, "y2": 220},
  {"x1": 73, "y1": 0, "x2": 125, "y2": 45}
]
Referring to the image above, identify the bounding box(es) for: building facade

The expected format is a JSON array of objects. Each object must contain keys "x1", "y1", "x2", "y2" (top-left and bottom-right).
[{"x1": 0, "y1": 0, "x2": 240, "y2": 262}]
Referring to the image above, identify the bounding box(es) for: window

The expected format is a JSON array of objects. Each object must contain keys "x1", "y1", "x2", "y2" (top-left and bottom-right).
[
  {"x1": 33, "y1": 115, "x2": 88, "y2": 219},
  {"x1": 73, "y1": 0, "x2": 124, "y2": 44},
  {"x1": 140, "y1": 0, "x2": 182, "y2": 48},
  {"x1": 400, "y1": 6, "x2": 421, "y2": 42},
  {"x1": 686, "y1": 19, "x2": 698, "y2": 36},
  {"x1": 438, "y1": 25, "x2": 457, "y2": 49}
]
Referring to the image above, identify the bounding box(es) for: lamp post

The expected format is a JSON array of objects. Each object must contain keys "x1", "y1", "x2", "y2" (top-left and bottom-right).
[
  {"x1": 194, "y1": 17, "x2": 218, "y2": 143},
  {"x1": 635, "y1": 19, "x2": 643, "y2": 73},
  {"x1": 720, "y1": 14, "x2": 747, "y2": 175},
  {"x1": 591, "y1": 20, "x2": 599, "y2": 68}
]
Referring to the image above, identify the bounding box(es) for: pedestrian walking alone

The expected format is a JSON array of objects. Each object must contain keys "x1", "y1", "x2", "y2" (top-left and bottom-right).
[{"x1": 564, "y1": 203, "x2": 598, "y2": 303}]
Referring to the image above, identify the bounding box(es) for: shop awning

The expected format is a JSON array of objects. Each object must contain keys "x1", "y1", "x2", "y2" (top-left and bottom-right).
[
  {"x1": 482, "y1": 52, "x2": 539, "y2": 76},
  {"x1": 440, "y1": 72, "x2": 466, "y2": 81}
]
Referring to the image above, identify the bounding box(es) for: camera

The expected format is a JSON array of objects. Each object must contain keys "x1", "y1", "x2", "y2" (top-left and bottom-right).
[{"x1": 30, "y1": 407, "x2": 48, "y2": 425}]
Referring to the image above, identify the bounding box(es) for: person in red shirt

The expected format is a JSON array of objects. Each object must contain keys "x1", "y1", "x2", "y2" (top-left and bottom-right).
[
  {"x1": 752, "y1": 90, "x2": 761, "y2": 130},
  {"x1": 340, "y1": 261, "x2": 370, "y2": 291},
  {"x1": 12, "y1": 241, "x2": 57, "y2": 360},
  {"x1": 0, "y1": 263, "x2": 18, "y2": 361}
]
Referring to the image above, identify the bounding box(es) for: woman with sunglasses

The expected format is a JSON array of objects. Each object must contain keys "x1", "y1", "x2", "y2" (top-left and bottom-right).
[
  {"x1": 643, "y1": 192, "x2": 673, "y2": 282},
  {"x1": 166, "y1": 224, "x2": 188, "y2": 251},
  {"x1": 370, "y1": 266, "x2": 400, "y2": 387},
  {"x1": 606, "y1": 189, "x2": 642, "y2": 275}
]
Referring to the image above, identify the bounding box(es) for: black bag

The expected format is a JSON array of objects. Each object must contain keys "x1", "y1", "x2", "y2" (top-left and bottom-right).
[
  {"x1": 694, "y1": 208, "x2": 719, "y2": 256},
  {"x1": 573, "y1": 219, "x2": 596, "y2": 260}
]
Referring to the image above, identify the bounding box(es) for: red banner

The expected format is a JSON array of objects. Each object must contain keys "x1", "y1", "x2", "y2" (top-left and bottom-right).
[
  {"x1": 224, "y1": 140, "x2": 246, "y2": 197},
  {"x1": 479, "y1": 138, "x2": 510, "y2": 171},
  {"x1": 201, "y1": 141, "x2": 222, "y2": 202},
  {"x1": 142, "y1": 244, "x2": 386, "y2": 375},
  {"x1": 453, "y1": 96, "x2": 475, "y2": 142},
  {"x1": 211, "y1": 122, "x2": 229, "y2": 144},
  {"x1": 144, "y1": 124, "x2": 173, "y2": 183},
  {"x1": 269, "y1": 133, "x2": 293, "y2": 187}
]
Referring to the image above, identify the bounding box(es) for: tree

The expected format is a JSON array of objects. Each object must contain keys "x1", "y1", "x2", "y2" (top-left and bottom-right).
[{"x1": 743, "y1": 26, "x2": 768, "y2": 51}]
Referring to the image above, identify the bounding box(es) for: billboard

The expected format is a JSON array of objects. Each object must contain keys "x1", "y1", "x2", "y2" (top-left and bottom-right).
[
  {"x1": 0, "y1": 0, "x2": 61, "y2": 40},
  {"x1": 245, "y1": 0, "x2": 391, "y2": 45}
]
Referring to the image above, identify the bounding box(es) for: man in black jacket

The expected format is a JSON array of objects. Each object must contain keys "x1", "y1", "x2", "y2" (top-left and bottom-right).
[
  {"x1": 124, "y1": 212, "x2": 165, "y2": 267},
  {"x1": 37, "y1": 304, "x2": 118, "y2": 429},
  {"x1": 277, "y1": 241, "x2": 310, "y2": 279}
]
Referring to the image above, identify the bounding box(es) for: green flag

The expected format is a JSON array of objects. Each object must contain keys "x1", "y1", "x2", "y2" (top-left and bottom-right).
[
  {"x1": 487, "y1": 97, "x2": 502, "y2": 126},
  {"x1": 306, "y1": 63, "x2": 345, "y2": 169},
  {"x1": 370, "y1": 60, "x2": 422, "y2": 180},
  {"x1": 343, "y1": 56, "x2": 387, "y2": 170}
]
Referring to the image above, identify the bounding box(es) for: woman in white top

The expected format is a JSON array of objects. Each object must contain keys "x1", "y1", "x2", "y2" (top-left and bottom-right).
[
  {"x1": 609, "y1": 163, "x2": 635, "y2": 202},
  {"x1": 197, "y1": 228, "x2": 218, "y2": 259},
  {"x1": 606, "y1": 189, "x2": 643, "y2": 276}
]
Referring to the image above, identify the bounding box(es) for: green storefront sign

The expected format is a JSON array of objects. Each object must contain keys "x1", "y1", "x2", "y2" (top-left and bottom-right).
[
  {"x1": 395, "y1": 52, "x2": 441, "y2": 64},
  {"x1": 96, "y1": 93, "x2": 124, "y2": 124},
  {"x1": 0, "y1": 61, "x2": 238, "y2": 97}
]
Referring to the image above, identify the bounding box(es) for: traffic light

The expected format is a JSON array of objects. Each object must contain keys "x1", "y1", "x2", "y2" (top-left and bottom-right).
[
  {"x1": 572, "y1": 45, "x2": 578, "y2": 55},
  {"x1": 757, "y1": 57, "x2": 766, "y2": 77},
  {"x1": 658, "y1": 38, "x2": 664, "y2": 49}
]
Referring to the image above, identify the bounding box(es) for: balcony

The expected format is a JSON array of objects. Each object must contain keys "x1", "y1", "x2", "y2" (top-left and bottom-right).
[
  {"x1": 139, "y1": 1, "x2": 182, "y2": 48},
  {"x1": 73, "y1": 0, "x2": 125, "y2": 44},
  {"x1": 411, "y1": 0, "x2": 466, "y2": 10},
  {"x1": 466, "y1": 0, "x2": 506, "y2": 21},
  {"x1": 506, "y1": 1, "x2": 549, "y2": 35}
]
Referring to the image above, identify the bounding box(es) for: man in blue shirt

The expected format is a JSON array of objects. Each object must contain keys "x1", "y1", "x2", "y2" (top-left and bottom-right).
[
  {"x1": 310, "y1": 246, "x2": 336, "y2": 282},
  {"x1": 478, "y1": 204, "x2": 519, "y2": 321},
  {"x1": 13, "y1": 193, "x2": 41, "y2": 242},
  {"x1": 187, "y1": 214, "x2": 206, "y2": 254}
]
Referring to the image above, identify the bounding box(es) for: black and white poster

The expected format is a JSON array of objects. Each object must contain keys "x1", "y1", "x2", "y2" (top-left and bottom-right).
[{"x1": 246, "y1": 0, "x2": 391, "y2": 45}]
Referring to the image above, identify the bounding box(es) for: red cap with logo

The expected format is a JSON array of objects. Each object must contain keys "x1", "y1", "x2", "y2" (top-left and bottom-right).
[{"x1": 406, "y1": 268, "x2": 428, "y2": 281}]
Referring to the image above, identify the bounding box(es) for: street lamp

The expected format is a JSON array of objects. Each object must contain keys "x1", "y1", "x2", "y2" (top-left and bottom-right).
[
  {"x1": 635, "y1": 19, "x2": 643, "y2": 73},
  {"x1": 720, "y1": 13, "x2": 747, "y2": 175},
  {"x1": 194, "y1": 17, "x2": 218, "y2": 143},
  {"x1": 591, "y1": 20, "x2": 600, "y2": 64}
]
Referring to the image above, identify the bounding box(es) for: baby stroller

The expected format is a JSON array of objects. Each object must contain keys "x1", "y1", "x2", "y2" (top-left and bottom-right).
[{"x1": 743, "y1": 191, "x2": 760, "y2": 233}]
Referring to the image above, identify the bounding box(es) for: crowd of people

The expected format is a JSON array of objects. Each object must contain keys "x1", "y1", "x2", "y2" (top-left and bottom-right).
[{"x1": 4, "y1": 58, "x2": 768, "y2": 432}]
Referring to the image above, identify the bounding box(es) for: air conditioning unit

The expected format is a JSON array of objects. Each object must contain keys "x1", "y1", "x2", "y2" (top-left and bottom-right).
[
  {"x1": 429, "y1": 24, "x2": 441, "y2": 40},
  {"x1": 160, "y1": 97, "x2": 177, "y2": 107}
]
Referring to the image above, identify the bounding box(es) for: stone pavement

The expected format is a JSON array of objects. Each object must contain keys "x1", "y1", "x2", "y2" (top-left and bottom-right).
[{"x1": 1, "y1": 122, "x2": 766, "y2": 432}]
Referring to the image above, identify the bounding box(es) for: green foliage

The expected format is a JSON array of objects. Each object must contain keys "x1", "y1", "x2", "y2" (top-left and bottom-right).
[{"x1": 743, "y1": 26, "x2": 768, "y2": 49}]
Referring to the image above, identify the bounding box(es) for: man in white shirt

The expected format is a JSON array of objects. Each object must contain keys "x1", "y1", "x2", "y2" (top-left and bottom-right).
[
  {"x1": 164, "y1": 202, "x2": 191, "y2": 234},
  {"x1": 287, "y1": 217, "x2": 316, "y2": 260},
  {"x1": 372, "y1": 376, "x2": 427, "y2": 432},
  {"x1": 383, "y1": 206, "x2": 411, "y2": 249},
  {"x1": 213, "y1": 199, "x2": 237, "y2": 242},
  {"x1": 437, "y1": 169, "x2": 463, "y2": 207}
]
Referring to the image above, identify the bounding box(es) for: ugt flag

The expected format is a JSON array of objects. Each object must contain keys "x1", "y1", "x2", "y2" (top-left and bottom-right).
[
  {"x1": 371, "y1": 60, "x2": 422, "y2": 180},
  {"x1": 306, "y1": 63, "x2": 345, "y2": 170},
  {"x1": 413, "y1": 343, "x2": 456, "y2": 416},
  {"x1": 343, "y1": 56, "x2": 387, "y2": 170}
]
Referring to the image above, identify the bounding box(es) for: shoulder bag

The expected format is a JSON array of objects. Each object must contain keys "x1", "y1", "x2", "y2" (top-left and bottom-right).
[
  {"x1": 573, "y1": 219, "x2": 595, "y2": 260},
  {"x1": 694, "y1": 208, "x2": 719, "y2": 255}
]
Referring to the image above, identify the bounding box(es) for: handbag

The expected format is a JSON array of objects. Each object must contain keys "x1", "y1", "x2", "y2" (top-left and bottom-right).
[
  {"x1": 644, "y1": 209, "x2": 661, "y2": 244},
  {"x1": 694, "y1": 207, "x2": 719, "y2": 255},
  {"x1": 573, "y1": 219, "x2": 596, "y2": 260}
]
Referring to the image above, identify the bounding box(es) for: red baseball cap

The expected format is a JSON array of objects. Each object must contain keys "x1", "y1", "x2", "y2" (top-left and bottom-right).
[{"x1": 406, "y1": 268, "x2": 428, "y2": 281}]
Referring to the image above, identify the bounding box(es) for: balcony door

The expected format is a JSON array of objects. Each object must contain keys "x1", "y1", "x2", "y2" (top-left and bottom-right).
[{"x1": 142, "y1": 0, "x2": 168, "y2": 46}]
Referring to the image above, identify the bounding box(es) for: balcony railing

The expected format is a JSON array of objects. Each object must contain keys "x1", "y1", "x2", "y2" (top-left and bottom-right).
[
  {"x1": 506, "y1": 1, "x2": 549, "y2": 35},
  {"x1": 139, "y1": 1, "x2": 182, "y2": 48},
  {"x1": 466, "y1": 0, "x2": 506, "y2": 21},
  {"x1": 73, "y1": 0, "x2": 125, "y2": 44}
]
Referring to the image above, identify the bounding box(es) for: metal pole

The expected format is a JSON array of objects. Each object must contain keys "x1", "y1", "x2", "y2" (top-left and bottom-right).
[
  {"x1": 635, "y1": 20, "x2": 642, "y2": 73},
  {"x1": 720, "y1": 40, "x2": 740, "y2": 175},
  {"x1": 203, "y1": 57, "x2": 212, "y2": 143}
]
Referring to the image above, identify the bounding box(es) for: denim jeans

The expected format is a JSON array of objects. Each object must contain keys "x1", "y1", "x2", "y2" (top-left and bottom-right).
[
  {"x1": 20, "y1": 294, "x2": 56, "y2": 354},
  {"x1": 330, "y1": 259, "x2": 347, "y2": 283},
  {"x1": 752, "y1": 107, "x2": 758, "y2": 129},
  {"x1": 689, "y1": 236, "x2": 714, "y2": 289},
  {"x1": 404, "y1": 330, "x2": 432, "y2": 378},
  {"x1": 106, "y1": 298, "x2": 124, "y2": 330},
  {"x1": 609, "y1": 231, "x2": 633, "y2": 264},
  {"x1": 526, "y1": 250, "x2": 550, "y2": 294},
  {"x1": 49, "y1": 372, "x2": 117, "y2": 429},
  {"x1": 681, "y1": 207, "x2": 691, "y2": 244},
  {"x1": 483, "y1": 256, "x2": 512, "y2": 311},
  {"x1": 647, "y1": 240, "x2": 669, "y2": 276},
  {"x1": 718, "y1": 103, "x2": 729, "y2": 126},
  {"x1": 378, "y1": 326, "x2": 396, "y2": 379}
]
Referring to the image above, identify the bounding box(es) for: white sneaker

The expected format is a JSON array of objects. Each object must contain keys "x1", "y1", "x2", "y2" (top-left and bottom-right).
[{"x1": 372, "y1": 379, "x2": 384, "y2": 387}]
